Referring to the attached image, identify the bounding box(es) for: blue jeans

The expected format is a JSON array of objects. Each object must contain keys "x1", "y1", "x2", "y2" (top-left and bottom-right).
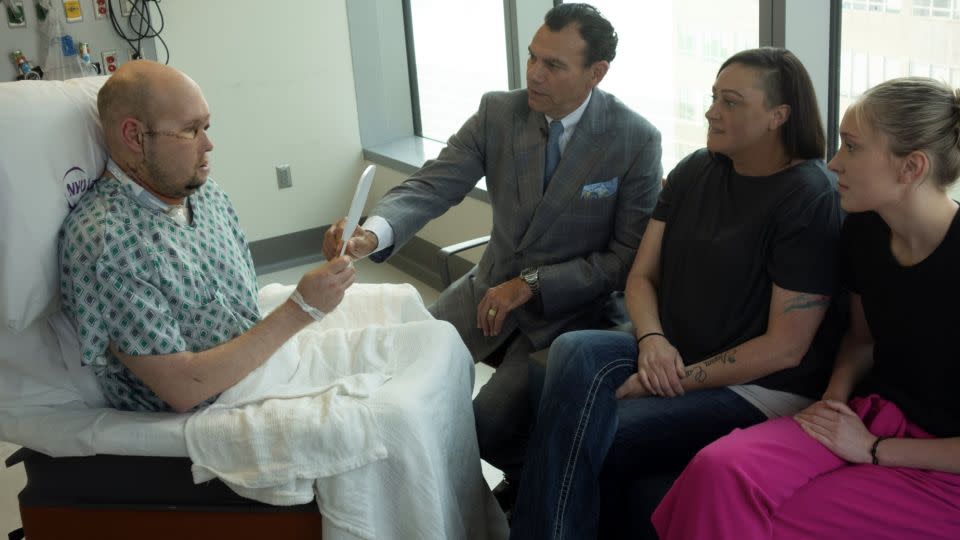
[{"x1": 509, "y1": 330, "x2": 767, "y2": 540}]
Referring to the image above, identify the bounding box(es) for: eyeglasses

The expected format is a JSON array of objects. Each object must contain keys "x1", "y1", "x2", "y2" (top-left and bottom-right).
[{"x1": 143, "y1": 125, "x2": 208, "y2": 141}]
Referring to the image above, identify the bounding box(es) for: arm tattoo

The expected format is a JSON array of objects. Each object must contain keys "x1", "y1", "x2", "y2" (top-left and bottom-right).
[
  {"x1": 783, "y1": 293, "x2": 830, "y2": 313},
  {"x1": 684, "y1": 365, "x2": 707, "y2": 383},
  {"x1": 683, "y1": 348, "x2": 737, "y2": 384}
]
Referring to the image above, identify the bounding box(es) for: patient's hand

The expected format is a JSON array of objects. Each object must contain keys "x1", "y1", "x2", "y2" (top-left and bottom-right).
[
  {"x1": 297, "y1": 256, "x2": 356, "y2": 313},
  {"x1": 323, "y1": 217, "x2": 378, "y2": 261}
]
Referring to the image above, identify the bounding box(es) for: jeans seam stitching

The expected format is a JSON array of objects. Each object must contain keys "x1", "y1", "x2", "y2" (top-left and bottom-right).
[{"x1": 554, "y1": 357, "x2": 634, "y2": 539}]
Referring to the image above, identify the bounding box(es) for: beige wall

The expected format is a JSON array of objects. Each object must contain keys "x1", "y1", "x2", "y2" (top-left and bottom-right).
[{"x1": 157, "y1": 0, "x2": 365, "y2": 242}]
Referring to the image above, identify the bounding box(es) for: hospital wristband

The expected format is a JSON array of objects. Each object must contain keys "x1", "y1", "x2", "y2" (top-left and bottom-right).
[{"x1": 289, "y1": 290, "x2": 326, "y2": 323}]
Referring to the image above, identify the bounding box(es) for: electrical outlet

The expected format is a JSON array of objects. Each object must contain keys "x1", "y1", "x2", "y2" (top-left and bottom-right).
[
  {"x1": 119, "y1": 0, "x2": 132, "y2": 17},
  {"x1": 101, "y1": 50, "x2": 118, "y2": 73},
  {"x1": 276, "y1": 165, "x2": 293, "y2": 189},
  {"x1": 93, "y1": 0, "x2": 107, "y2": 19}
]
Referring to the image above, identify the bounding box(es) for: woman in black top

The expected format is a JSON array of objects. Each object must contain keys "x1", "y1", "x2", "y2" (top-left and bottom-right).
[
  {"x1": 654, "y1": 77, "x2": 960, "y2": 540},
  {"x1": 510, "y1": 48, "x2": 845, "y2": 539}
]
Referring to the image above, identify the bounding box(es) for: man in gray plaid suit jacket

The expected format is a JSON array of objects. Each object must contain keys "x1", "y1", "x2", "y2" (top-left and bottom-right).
[{"x1": 324, "y1": 3, "x2": 662, "y2": 504}]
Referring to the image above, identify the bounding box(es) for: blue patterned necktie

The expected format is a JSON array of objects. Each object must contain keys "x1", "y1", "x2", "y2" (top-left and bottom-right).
[{"x1": 543, "y1": 119, "x2": 564, "y2": 190}]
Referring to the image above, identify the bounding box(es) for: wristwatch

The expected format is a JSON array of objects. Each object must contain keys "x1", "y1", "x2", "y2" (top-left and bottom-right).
[{"x1": 520, "y1": 266, "x2": 540, "y2": 298}]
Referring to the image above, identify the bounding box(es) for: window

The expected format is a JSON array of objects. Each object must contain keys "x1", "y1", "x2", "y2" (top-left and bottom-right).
[
  {"x1": 843, "y1": 0, "x2": 902, "y2": 13},
  {"x1": 676, "y1": 88, "x2": 699, "y2": 123},
  {"x1": 912, "y1": 0, "x2": 960, "y2": 18},
  {"x1": 909, "y1": 61, "x2": 931, "y2": 77},
  {"x1": 839, "y1": 3, "x2": 960, "y2": 115},
  {"x1": 838, "y1": 1, "x2": 960, "y2": 193},
  {"x1": 852, "y1": 52, "x2": 870, "y2": 95},
  {"x1": 584, "y1": 1, "x2": 759, "y2": 172},
  {"x1": 677, "y1": 29, "x2": 697, "y2": 58},
  {"x1": 407, "y1": 0, "x2": 509, "y2": 142}
]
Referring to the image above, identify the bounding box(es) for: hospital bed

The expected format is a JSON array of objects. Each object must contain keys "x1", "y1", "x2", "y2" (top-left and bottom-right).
[{"x1": 0, "y1": 76, "x2": 323, "y2": 539}]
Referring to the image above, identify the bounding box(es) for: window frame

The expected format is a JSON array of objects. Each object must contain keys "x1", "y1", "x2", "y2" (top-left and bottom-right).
[
  {"x1": 347, "y1": 0, "x2": 844, "y2": 189},
  {"x1": 400, "y1": 0, "x2": 526, "y2": 141}
]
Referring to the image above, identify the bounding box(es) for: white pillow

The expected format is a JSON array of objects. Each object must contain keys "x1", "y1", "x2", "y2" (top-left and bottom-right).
[{"x1": 0, "y1": 76, "x2": 108, "y2": 332}]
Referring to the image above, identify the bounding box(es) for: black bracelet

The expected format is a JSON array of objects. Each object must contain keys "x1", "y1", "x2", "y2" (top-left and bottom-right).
[
  {"x1": 636, "y1": 332, "x2": 665, "y2": 344},
  {"x1": 870, "y1": 436, "x2": 889, "y2": 465}
]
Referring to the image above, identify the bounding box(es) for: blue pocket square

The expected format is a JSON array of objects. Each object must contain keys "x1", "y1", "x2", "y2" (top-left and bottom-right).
[{"x1": 581, "y1": 177, "x2": 619, "y2": 199}]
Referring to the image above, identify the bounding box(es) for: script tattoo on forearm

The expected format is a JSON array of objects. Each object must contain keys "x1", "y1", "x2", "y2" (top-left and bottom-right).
[
  {"x1": 683, "y1": 348, "x2": 737, "y2": 384},
  {"x1": 783, "y1": 293, "x2": 830, "y2": 313}
]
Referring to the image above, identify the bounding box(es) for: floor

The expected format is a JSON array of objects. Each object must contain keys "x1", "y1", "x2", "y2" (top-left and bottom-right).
[{"x1": 0, "y1": 259, "x2": 500, "y2": 535}]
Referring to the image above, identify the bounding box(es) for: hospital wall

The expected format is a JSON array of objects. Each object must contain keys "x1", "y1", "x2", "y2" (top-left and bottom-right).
[{"x1": 156, "y1": 0, "x2": 364, "y2": 243}]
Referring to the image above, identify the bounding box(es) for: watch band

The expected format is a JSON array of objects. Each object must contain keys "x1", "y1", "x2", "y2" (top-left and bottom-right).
[{"x1": 521, "y1": 267, "x2": 540, "y2": 297}]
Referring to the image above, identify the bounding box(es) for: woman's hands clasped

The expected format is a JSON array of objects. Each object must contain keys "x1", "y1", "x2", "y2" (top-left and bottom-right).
[{"x1": 616, "y1": 334, "x2": 686, "y2": 399}]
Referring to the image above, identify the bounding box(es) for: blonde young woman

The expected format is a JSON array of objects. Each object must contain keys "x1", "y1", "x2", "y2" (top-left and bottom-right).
[{"x1": 654, "y1": 77, "x2": 960, "y2": 540}]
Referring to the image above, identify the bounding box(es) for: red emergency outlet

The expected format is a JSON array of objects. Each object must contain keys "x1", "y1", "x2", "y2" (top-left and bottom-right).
[{"x1": 102, "y1": 51, "x2": 119, "y2": 74}]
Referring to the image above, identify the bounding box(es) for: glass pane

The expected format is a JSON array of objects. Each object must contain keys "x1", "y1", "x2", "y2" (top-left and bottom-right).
[
  {"x1": 853, "y1": 52, "x2": 870, "y2": 95},
  {"x1": 913, "y1": 0, "x2": 932, "y2": 17},
  {"x1": 839, "y1": 5, "x2": 960, "y2": 117},
  {"x1": 839, "y1": 51, "x2": 853, "y2": 96},
  {"x1": 868, "y1": 54, "x2": 886, "y2": 87},
  {"x1": 582, "y1": 1, "x2": 760, "y2": 173},
  {"x1": 909, "y1": 61, "x2": 931, "y2": 77},
  {"x1": 409, "y1": 0, "x2": 509, "y2": 142},
  {"x1": 932, "y1": 63, "x2": 951, "y2": 83},
  {"x1": 839, "y1": 4, "x2": 960, "y2": 194}
]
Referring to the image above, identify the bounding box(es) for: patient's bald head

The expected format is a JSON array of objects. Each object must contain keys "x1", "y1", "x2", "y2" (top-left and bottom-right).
[
  {"x1": 97, "y1": 60, "x2": 205, "y2": 144},
  {"x1": 97, "y1": 60, "x2": 214, "y2": 204},
  {"x1": 97, "y1": 61, "x2": 154, "y2": 131}
]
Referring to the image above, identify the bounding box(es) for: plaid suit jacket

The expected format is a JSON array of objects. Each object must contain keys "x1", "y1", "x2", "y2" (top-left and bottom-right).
[{"x1": 370, "y1": 88, "x2": 662, "y2": 355}]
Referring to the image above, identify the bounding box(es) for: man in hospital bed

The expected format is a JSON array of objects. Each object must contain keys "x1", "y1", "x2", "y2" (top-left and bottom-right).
[{"x1": 57, "y1": 60, "x2": 505, "y2": 539}]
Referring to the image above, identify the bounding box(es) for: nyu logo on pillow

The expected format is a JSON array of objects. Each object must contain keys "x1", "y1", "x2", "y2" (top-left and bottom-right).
[{"x1": 63, "y1": 166, "x2": 95, "y2": 209}]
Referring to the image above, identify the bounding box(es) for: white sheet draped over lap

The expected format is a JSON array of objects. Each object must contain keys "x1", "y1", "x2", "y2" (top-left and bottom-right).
[{"x1": 185, "y1": 283, "x2": 507, "y2": 540}]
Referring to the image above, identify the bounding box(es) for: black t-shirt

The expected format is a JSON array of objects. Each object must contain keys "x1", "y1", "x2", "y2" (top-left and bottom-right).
[
  {"x1": 654, "y1": 150, "x2": 846, "y2": 398},
  {"x1": 842, "y1": 210, "x2": 960, "y2": 437}
]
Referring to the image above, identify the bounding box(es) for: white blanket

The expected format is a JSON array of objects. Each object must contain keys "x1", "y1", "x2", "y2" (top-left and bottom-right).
[{"x1": 185, "y1": 283, "x2": 507, "y2": 540}]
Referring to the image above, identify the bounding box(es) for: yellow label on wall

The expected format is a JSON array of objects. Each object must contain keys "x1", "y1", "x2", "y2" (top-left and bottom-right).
[{"x1": 63, "y1": 0, "x2": 82, "y2": 22}]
